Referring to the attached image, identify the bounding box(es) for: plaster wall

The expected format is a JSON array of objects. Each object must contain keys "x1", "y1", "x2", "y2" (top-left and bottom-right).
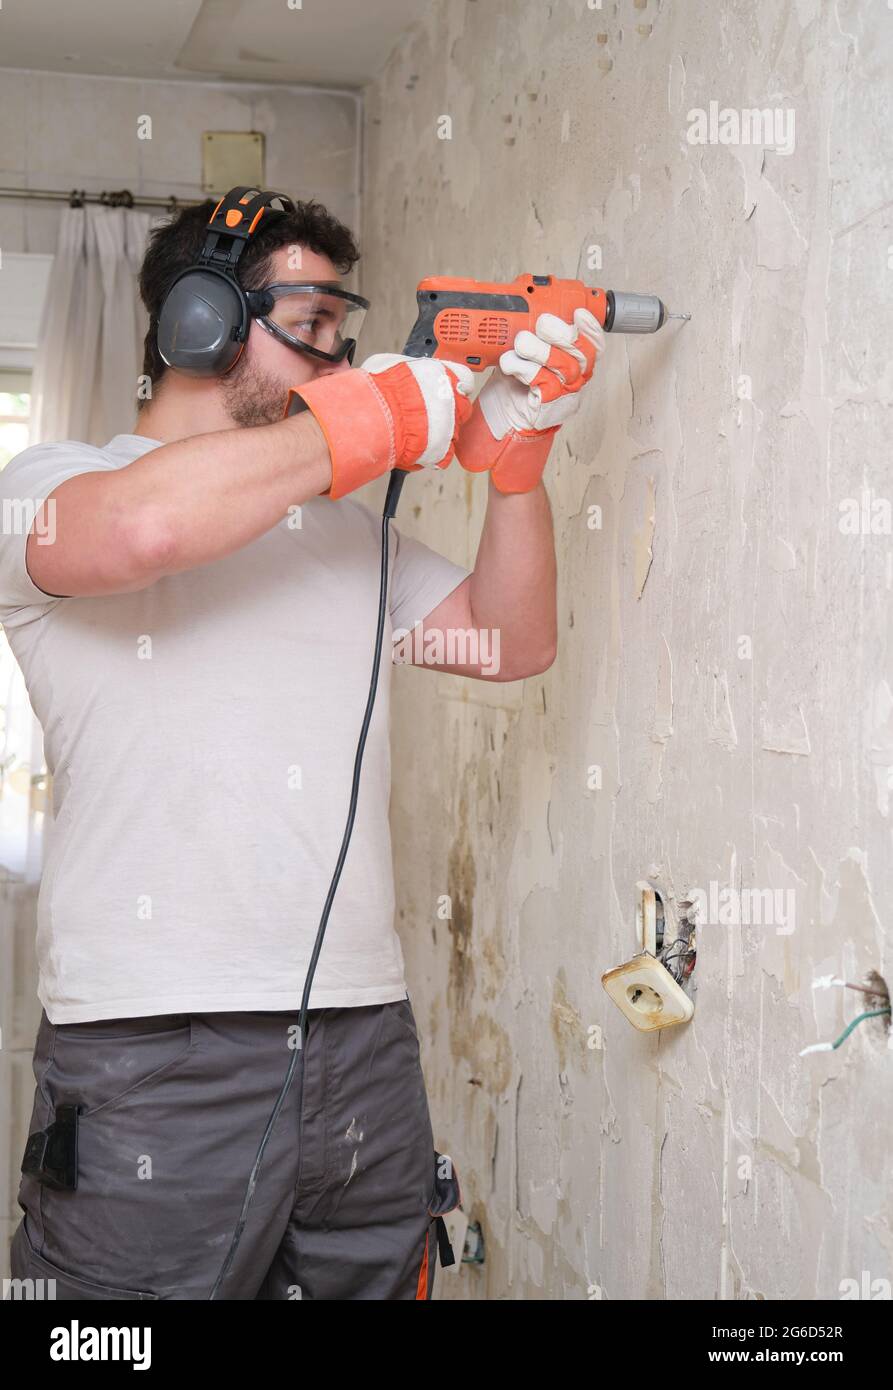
[
  {"x1": 362, "y1": 0, "x2": 893, "y2": 1299},
  {"x1": 0, "y1": 67, "x2": 358, "y2": 254}
]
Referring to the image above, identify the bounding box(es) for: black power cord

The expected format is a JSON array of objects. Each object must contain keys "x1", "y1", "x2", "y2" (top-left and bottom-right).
[{"x1": 208, "y1": 469, "x2": 407, "y2": 1299}]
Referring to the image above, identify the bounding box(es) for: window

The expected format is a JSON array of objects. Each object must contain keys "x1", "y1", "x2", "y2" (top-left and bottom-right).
[
  {"x1": 0, "y1": 368, "x2": 43, "y2": 878},
  {"x1": 0, "y1": 371, "x2": 32, "y2": 470}
]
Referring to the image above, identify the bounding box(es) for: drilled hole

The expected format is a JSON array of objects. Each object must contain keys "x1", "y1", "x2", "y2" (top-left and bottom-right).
[{"x1": 863, "y1": 970, "x2": 890, "y2": 1037}]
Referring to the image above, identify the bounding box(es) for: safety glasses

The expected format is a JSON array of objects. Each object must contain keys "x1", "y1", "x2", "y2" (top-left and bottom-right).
[{"x1": 247, "y1": 282, "x2": 371, "y2": 364}]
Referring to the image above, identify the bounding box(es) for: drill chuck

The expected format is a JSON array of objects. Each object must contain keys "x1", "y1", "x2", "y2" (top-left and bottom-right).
[
  {"x1": 603, "y1": 291, "x2": 691, "y2": 332},
  {"x1": 605, "y1": 291, "x2": 667, "y2": 333}
]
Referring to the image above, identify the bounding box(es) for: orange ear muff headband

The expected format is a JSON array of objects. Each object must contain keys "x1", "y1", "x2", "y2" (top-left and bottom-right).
[{"x1": 156, "y1": 186, "x2": 295, "y2": 377}]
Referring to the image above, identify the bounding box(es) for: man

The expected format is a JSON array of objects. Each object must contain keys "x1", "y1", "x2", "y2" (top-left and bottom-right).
[{"x1": 1, "y1": 190, "x2": 603, "y2": 1299}]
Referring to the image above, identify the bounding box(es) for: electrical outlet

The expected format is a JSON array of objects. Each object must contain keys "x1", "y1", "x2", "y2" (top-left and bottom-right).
[{"x1": 601, "y1": 953, "x2": 694, "y2": 1032}]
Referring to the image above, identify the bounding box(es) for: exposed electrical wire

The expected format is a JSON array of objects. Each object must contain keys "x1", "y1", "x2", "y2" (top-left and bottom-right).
[
  {"x1": 658, "y1": 934, "x2": 696, "y2": 983},
  {"x1": 812, "y1": 975, "x2": 889, "y2": 999},
  {"x1": 800, "y1": 1008, "x2": 891, "y2": 1056},
  {"x1": 657, "y1": 905, "x2": 697, "y2": 984}
]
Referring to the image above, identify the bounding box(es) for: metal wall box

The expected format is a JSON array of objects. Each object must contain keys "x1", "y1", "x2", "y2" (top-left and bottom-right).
[{"x1": 202, "y1": 132, "x2": 265, "y2": 196}]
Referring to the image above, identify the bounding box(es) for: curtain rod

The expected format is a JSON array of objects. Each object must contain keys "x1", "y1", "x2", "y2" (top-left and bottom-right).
[{"x1": 0, "y1": 186, "x2": 205, "y2": 211}]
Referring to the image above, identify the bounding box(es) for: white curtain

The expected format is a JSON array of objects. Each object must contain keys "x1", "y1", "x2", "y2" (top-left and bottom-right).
[
  {"x1": 0, "y1": 205, "x2": 155, "y2": 882},
  {"x1": 31, "y1": 203, "x2": 154, "y2": 446},
  {"x1": 0, "y1": 641, "x2": 45, "y2": 882}
]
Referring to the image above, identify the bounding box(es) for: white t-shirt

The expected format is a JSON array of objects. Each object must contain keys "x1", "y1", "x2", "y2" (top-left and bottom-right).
[{"x1": 0, "y1": 433, "x2": 470, "y2": 1023}]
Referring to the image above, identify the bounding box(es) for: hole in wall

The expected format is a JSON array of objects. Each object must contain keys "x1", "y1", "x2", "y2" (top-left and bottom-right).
[{"x1": 863, "y1": 970, "x2": 890, "y2": 1038}]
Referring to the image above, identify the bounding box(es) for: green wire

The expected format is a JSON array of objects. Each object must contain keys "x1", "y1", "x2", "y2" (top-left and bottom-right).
[{"x1": 831, "y1": 1008, "x2": 891, "y2": 1049}]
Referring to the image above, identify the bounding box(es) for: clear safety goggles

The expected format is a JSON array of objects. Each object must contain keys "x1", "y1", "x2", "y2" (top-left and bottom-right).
[{"x1": 248, "y1": 282, "x2": 371, "y2": 364}]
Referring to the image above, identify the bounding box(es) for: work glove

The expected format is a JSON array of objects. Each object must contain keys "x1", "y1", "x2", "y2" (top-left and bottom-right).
[
  {"x1": 286, "y1": 355, "x2": 474, "y2": 500},
  {"x1": 456, "y1": 308, "x2": 605, "y2": 494}
]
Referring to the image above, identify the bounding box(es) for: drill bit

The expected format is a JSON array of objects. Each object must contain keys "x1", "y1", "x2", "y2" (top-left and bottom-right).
[{"x1": 665, "y1": 310, "x2": 691, "y2": 322}]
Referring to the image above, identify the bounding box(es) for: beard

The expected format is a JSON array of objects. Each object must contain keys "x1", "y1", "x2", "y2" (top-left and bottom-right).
[{"x1": 217, "y1": 350, "x2": 289, "y2": 428}]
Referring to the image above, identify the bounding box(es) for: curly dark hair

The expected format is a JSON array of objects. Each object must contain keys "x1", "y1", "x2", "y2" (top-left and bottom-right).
[{"x1": 137, "y1": 196, "x2": 361, "y2": 397}]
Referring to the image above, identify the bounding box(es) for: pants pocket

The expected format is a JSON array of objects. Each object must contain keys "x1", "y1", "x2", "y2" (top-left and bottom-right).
[
  {"x1": 428, "y1": 1149, "x2": 462, "y2": 1218},
  {"x1": 23, "y1": 1016, "x2": 199, "y2": 1288},
  {"x1": 427, "y1": 1149, "x2": 463, "y2": 1275},
  {"x1": 45, "y1": 1014, "x2": 195, "y2": 1117},
  {"x1": 390, "y1": 997, "x2": 421, "y2": 1039},
  {"x1": 8, "y1": 1218, "x2": 159, "y2": 1301}
]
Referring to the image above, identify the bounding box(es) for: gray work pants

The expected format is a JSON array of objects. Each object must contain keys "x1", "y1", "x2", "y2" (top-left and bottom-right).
[{"x1": 9, "y1": 1000, "x2": 456, "y2": 1300}]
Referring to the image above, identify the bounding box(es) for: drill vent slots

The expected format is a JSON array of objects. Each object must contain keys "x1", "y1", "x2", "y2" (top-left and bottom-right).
[
  {"x1": 478, "y1": 316, "x2": 510, "y2": 345},
  {"x1": 437, "y1": 313, "x2": 511, "y2": 345},
  {"x1": 439, "y1": 311, "x2": 471, "y2": 341}
]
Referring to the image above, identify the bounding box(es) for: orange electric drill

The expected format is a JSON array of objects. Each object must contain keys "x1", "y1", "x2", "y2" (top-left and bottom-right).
[
  {"x1": 289, "y1": 272, "x2": 689, "y2": 512},
  {"x1": 288, "y1": 272, "x2": 689, "y2": 507},
  {"x1": 404, "y1": 272, "x2": 689, "y2": 369}
]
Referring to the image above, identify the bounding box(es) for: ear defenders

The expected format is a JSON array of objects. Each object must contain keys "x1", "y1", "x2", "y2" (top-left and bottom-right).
[{"x1": 157, "y1": 186, "x2": 295, "y2": 378}]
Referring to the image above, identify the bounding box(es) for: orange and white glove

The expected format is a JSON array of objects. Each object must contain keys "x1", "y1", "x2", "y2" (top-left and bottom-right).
[
  {"x1": 456, "y1": 308, "x2": 605, "y2": 494},
  {"x1": 287, "y1": 354, "x2": 475, "y2": 500}
]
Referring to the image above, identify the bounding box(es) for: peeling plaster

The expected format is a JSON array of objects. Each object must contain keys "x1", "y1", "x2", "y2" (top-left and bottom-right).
[{"x1": 372, "y1": 0, "x2": 893, "y2": 1301}]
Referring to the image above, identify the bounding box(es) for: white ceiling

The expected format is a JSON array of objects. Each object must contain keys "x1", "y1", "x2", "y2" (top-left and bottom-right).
[{"x1": 0, "y1": 0, "x2": 420, "y2": 88}]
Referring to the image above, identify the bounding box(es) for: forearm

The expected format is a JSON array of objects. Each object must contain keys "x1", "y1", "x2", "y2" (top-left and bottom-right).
[
  {"x1": 444, "y1": 304, "x2": 601, "y2": 680},
  {"x1": 468, "y1": 475, "x2": 558, "y2": 675}
]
